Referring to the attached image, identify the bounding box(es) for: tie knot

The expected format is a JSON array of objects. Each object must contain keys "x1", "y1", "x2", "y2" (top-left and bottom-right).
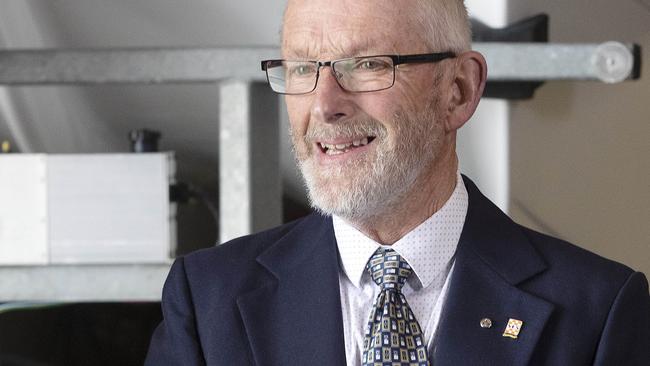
[{"x1": 366, "y1": 248, "x2": 413, "y2": 291}]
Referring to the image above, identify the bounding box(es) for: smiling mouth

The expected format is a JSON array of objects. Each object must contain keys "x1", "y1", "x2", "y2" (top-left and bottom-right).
[{"x1": 317, "y1": 136, "x2": 376, "y2": 155}]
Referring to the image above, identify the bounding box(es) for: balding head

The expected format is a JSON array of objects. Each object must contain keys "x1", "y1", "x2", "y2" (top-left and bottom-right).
[{"x1": 283, "y1": 0, "x2": 471, "y2": 55}]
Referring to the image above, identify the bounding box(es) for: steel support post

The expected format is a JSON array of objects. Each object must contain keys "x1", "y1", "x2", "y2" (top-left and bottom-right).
[{"x1": 219, "y1": 81, "x2": 282, "y2": 243}]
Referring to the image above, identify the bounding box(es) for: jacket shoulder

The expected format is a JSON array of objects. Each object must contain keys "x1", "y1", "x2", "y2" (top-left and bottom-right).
[
  {"x1": 182, "y1": 214, "x2": 313, "y2": 273},
  {"x1": 517, "y1": 225, "x2": 639, "y2": 294}
]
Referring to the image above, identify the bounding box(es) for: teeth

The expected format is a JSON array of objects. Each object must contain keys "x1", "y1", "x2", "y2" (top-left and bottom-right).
[{"x1": 319, "y1": 137, "x2": 372, "y2": 153}]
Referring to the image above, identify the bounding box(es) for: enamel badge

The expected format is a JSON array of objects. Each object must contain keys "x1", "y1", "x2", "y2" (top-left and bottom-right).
[{"x1": 503, "y1": 318, "x2": 523, "y2": 339}]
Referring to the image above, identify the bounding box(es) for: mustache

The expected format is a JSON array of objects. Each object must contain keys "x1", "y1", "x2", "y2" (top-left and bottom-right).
[{"x1": 304, "y1": 119, "x2": 387, "y2": 142}]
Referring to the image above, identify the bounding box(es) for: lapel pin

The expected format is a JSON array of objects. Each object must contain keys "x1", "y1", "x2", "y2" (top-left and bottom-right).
[
  {"x1": 480, "y1": 318, "x2": 492, "y2": 328},
  {"x1": 503, "y1": 318, "x2": 523, "y2": 339}
]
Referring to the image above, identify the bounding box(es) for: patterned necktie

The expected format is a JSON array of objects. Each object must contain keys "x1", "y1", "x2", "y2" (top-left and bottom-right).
[{"x1": 362, "y1": 248, "x2": 429, "y2": 366}]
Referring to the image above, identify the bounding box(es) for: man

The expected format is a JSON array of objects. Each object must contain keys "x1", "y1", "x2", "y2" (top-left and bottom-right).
[{"x1": 146, "y1": 0, "x2": 649, "y2": 365}]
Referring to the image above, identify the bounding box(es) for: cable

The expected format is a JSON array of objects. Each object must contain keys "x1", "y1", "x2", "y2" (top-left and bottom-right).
[{"x1": 169, "y1": 182, "x2": 219, "y2": 237}]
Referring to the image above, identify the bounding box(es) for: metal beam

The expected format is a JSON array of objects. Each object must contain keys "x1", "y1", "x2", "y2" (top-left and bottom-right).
[
  {"x1": 475, "y1": 42, "x2": 639, "y2": 83},
  {"x1": 0, "y1": 42, "x2": 639, "y2": 85},
  {"x1": 0, "y1": 47, "x2": 277, "y2": 85},
  {"x1": 0, "y1": 264, "x2": 171, "y2": 302}
]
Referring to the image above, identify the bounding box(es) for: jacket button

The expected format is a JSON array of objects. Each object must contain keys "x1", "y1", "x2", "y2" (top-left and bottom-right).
[{"x1": 480, "y1": 318, "x2": 493, "y2": 328}]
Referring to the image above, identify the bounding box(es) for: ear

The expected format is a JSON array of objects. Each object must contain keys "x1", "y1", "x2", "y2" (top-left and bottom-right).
[{"x1": 444, "y1": 51, "x2": 487, "y2": 132}]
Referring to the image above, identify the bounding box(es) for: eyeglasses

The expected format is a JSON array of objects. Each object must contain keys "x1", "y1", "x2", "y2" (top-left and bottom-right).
[{"x1": 260, "y1": 52, "x2": 455, "y2": 95}]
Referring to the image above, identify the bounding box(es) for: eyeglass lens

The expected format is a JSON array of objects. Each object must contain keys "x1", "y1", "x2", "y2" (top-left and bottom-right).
[{"x1": 265, "y1": 56, "x2": 396, "y2": 94}]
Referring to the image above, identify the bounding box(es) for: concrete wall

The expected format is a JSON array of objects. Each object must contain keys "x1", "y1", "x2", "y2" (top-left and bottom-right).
[{"x1": 508, "y1": 0, "x2": 650, "y2": 275}]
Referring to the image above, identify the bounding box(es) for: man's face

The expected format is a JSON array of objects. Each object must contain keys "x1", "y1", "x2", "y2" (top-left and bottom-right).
[{"x1": 283, "y1": 0, "x2": 453, "y2": 220}]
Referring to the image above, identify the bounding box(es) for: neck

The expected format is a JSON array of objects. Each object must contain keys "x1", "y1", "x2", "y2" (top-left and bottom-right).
[{"x1": 348, "y1": 149, "x2": 459, "y2": 245}]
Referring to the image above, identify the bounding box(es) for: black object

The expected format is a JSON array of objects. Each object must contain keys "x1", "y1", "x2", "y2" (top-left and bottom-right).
[
  {"x1": 632, "y1": 44, "x2": 642, "y2": 80},
  {"x1": 169, "y1": 181, "x2": 219, "y2": 245},
  {"x1": 471, "y1": 14, "x2": 549, "y2": 100},
  {"x1": 471, "y1": 14, "x2": 549, "y2": 43},
  {"x1": 169, "y1": 182, "x2": 191, "y2": 204},
  {"x1": 129, "y1": 129, "x2": 162, "y2": 153}
]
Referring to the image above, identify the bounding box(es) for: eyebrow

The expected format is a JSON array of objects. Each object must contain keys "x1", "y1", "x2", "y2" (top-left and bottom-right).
[
  {"x1": 338, "y1": 35, "x2": 403, "y2": 58},
  {"x1": 282, "y1": 42, "x2": 318, "y2": 60}
]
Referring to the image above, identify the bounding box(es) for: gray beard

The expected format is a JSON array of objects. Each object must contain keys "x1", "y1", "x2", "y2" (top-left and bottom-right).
[{"x1": 292, "y1": 108, "x2": 442, "y2": 222}]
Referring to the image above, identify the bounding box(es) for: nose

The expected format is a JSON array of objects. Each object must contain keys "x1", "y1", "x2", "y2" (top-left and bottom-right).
[{"x1": 310, "y1": 66, "x2": 355, "y2": 124}]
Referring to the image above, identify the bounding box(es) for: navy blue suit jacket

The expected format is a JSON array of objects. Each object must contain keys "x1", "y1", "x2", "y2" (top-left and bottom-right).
[{"x1": 145, "y1": 177, "x2": 649, "y2": 365}]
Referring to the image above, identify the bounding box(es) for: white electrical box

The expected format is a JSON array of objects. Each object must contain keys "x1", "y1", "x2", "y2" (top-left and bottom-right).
[{"x1": 0, "y1": 153, "x2": 176, "y2": 265}]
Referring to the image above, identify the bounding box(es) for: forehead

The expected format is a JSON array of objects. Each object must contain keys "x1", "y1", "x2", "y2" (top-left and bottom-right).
[{"x1": 282, "y1": 0, "x2": 428, "y2": 59}]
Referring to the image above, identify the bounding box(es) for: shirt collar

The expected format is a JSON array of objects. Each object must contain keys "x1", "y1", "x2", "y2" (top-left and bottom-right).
[{"x1": 334, "y1": 172, "x2": 468, "y2": 289}]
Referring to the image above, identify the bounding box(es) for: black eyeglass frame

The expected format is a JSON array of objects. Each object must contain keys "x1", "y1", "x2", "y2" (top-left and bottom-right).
[{"x1": 260, "y1": 52, "x2": 456, "y2": 95}]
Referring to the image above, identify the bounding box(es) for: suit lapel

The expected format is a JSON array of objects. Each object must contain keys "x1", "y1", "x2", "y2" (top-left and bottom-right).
[
  {"x1": 433, "y1": 177, "x2": 555, "y2": 366},
  {"x1": 236, "y1": 214, "x2": 346, "y2": 366}
]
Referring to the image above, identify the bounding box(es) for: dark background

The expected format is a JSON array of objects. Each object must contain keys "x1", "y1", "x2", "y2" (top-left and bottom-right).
[{"x1": 0, "y1": 303, "x2": 162, "y2": 366}]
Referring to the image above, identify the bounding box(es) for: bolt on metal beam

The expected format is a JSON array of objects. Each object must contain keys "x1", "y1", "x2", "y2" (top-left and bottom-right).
[{"x1": 475, "y1": 42, "x2": 639, "y2": 83}]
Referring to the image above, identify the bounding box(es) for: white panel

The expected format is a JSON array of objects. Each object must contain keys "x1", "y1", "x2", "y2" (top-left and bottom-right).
[
  {"x1": 460, "y1": 1, "x2": 509, "y2": 212},
  {"x1": 47, "y1": 154, "x2": 171, "y2": 263},
  {"x1": 458, "y1": 100, "x2": 510, "y2": 212},
  {"x1": 0, "y1": 155, "x2": 48, "y2": 264},
  {"x1": 466, "y1": 0, "x2": 508, "y2": 27}
]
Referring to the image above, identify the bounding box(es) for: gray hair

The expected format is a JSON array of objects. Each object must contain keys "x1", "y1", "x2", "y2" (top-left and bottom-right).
[{"x1": 413, "y1": 0, "x2": 472, "y2": 53}]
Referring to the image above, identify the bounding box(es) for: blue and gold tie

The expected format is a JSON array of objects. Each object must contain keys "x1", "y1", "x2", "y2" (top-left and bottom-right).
[{"x1": 362, "y1": 248, "x2": 429, "y2": 366}]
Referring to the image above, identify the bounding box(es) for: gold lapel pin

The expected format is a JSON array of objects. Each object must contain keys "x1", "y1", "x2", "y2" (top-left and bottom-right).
[{"x1": 503, "y1": 318, "x2": 523, "y2": 339}]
